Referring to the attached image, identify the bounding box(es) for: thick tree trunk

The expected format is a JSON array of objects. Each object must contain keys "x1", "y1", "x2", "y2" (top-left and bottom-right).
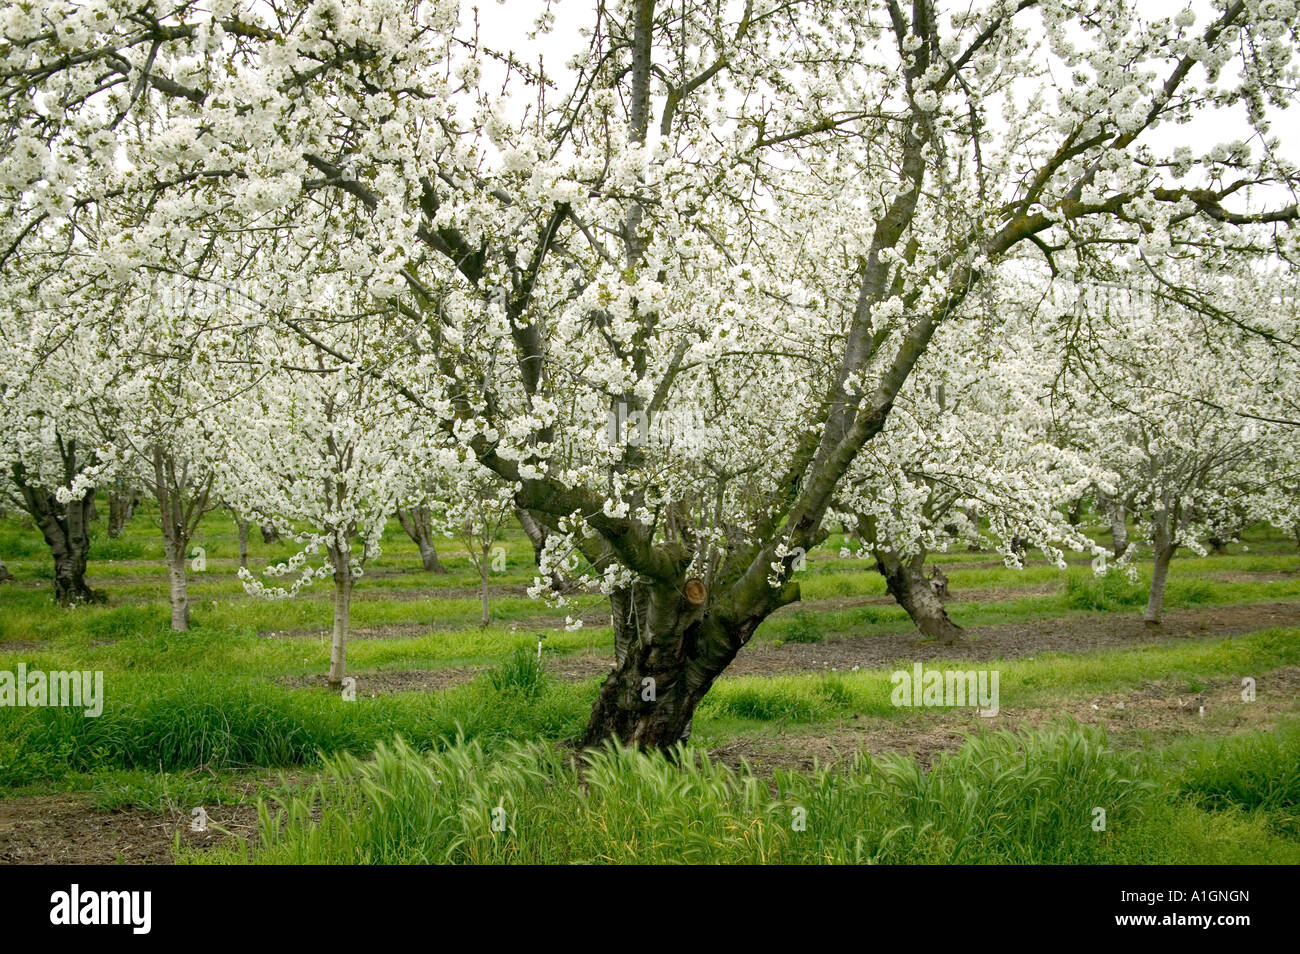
[
  {"x1": 237, "y1": 517, "x2": 249, "y2": 569},
  {"x1": 13, "y1": 471, "x2": 101, "y2": 605},
  {"x1": 418, "y1": 537, "x2": 446, "y2": 574},
  {"x1": 260, "y1": 522, "x2": 281, "y2": 545},
  {"x1": 395, "y1": 506, "x2": 447, "y2": 573},
  {"x1": 327, "y1": 567, "x2": 352, "y2": 687},
  {"x1": 107, "y1": 487, "x2": 138, "y2": 538},
  {"x1": 581, "y1": 579, "x2": 769, "y2": 750},
  {"x1": 875, "y1": 549, "x2": 963, "y2": 644}
]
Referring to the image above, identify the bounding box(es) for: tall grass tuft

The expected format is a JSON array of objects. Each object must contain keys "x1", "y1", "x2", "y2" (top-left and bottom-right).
[{"x1": 196, "y1": 723, "x2": 1153, "y2": 865}]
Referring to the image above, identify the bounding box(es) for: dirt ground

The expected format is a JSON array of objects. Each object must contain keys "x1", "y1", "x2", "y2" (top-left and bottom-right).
[
  {"x1": 278, "y1": 599, "x2": 1300, "y2": 696},
  {"x1": 0, "y1": 796, "x2": 261, "y2": 865},
  {"x1": 708, "y1": 666, "x2": 1300, "y2": 774}
]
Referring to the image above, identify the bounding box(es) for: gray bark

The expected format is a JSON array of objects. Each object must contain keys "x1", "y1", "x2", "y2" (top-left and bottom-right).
[
  {"x1": 327, "y1": 555, "x2": 352, "y2": 687},
  {"x1": 875, "y1": 549, "x2": 963, "y2": 644},
  {"x1": 395, "y1": 506, "x2": 447, "y2": 573},
  {"x1": 1109, "y1": 503, "x2": 1130, "y2": 559},
  {"x1": 1144, "y1": 514, "x2": 1176, "y2": 625},
  {"x1": 107, "y1": 486, "x2": 139, "y2": 538},
  {"x1": 11, "y1": 457, "x2": 101, "y2": 605}
]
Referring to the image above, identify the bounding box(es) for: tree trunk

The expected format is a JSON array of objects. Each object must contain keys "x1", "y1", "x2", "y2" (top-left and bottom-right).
[
  {"x1": 1144, "y1": 512, "x2": 1176, "y2": 626},
  {"x1": 1144, "y1": 542, "x2": 1176, "y2": 626},
  {"x1": 516, "y1": 507, "x2": 548, "y2": 565},
  {"x1": 107, "y1": 487, "x2": 138, "y2": 538},
  {"x1": 152, "y1": 447, "x2": 197, "y2": 632},
  {"x1": 479, "y1": 544, "x2": 491, "y2": 627},
  {"x1": 516, "y1": 506, "x2": 569, "y2": 591},
  {"x1": 260, "y1": 522, "x2": 281, "y2": 545},
  {"x1": 1067, "y1": 497, "x2": 1084, "y2": 526},
  {"x1": 580, "y1": 578, "x2": 791, "y2": 751},
  {"x1": 237, "y1": 517, "x2": 249, "y2": 569},
  {"x1": 165, "y1": 544, "x2": 190, "y2": 631},
  {"x1": 1109, "y1": 504, "x2": 1129, "y2": 559},
  {"x1": 875, "y1": 549, "x2": 964, "y2": 644},
  {"x1": 328, "y1": 565, "x2": 352, "y2": 687},
  {"x1": 14, "y1": 474, "x2": 100, "y2": 605},
  {"x1": 395, "y1": 506, "x2": 447, "y2": 573}
]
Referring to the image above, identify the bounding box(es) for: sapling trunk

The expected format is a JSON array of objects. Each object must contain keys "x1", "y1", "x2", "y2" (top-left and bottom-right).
[
  {"x1": 165, "y1": 544, "x2": 190, "y2": 631},
  {"x1": 479, "y1": 542, "x2": 491, "y2": 627},
  {"x1": 1144, "y1": 542, "x2": 1176, "y2": 625},
  {"x1": 328, "y1": 568, "x2": 352, "y2": 687},
  {"x1": 1109, "y1": 505, "x2": 1129, "y2": 559}
]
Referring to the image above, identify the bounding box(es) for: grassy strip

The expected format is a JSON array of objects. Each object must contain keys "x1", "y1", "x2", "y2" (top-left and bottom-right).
[
  {"x1": 181, "y1": 721, "x2": 1300, "y2": 865},
  {"x1": 5, "y1": 629, "x2": 1295, "y2": 787}
]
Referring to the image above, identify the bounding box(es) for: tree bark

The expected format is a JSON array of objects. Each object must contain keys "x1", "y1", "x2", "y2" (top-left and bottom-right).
[
  {"x1": 580, "y1": 578, "x2": 790, "y2": 750},
  {"x1": 107, "y1": 486, "x2": 138, "y2": 538},
  {"x1": 875, "y1": 549, "x2": 964, "y2": 644},
  {"x1": 1109, "y1": 503, "x2": 1129, "y2": 559},
  {"x1": 237, "y1": 516, "x2": 249, "y2": 569},
  {"x1": 395, "y1": 506, "x2": 447, "y2": 573},
  {"x1": 260, "y1": 522, "x2": 281, "y2": 544},
  {"x1": 479, "y1": 542, "x2": 491, "y2": 627},
  {"x1": 165, "y1": 544, "x2": 190, "y2": 630},
  {"x1": 12, "y1": 465, "x2": 101, "y2": 605},
  {"x1": 328, "y1": 562, "x2": 352, "y2": 687},
  {"x1": 152, "y1": 447, "x2": 207, "y2": 632},
  {"x1": 1067, "y1": 496, "x2": 1084, "y2": 526},
  {"x1": 1144, "y1": 514, "x2": 1176, "y2": 626}
]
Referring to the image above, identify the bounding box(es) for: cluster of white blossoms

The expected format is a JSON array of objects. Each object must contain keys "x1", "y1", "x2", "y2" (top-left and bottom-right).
[{"x1": 0, "y1": 0, "x2": 1297, "y2": 700}]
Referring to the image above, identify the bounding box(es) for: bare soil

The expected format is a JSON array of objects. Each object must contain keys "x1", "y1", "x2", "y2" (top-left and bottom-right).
[
  {"x1": 709, "y1": 666, "x2": 1300, "y2": 774},
  {"x1": 0, "y1": 795, "x2": 261, "y2": 865},
  {"x1": 275, "y1": 599, "x2": 1300, "y2": 696}
]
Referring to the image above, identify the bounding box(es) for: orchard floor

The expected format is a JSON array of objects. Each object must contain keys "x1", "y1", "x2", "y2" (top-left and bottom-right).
[{"x1": 2, "y1": 505, "x2": 1299, "y2": 864}]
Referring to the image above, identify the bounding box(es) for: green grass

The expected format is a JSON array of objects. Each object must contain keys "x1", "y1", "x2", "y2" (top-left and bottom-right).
[
  {"x1": 3, "y1": 499, "x2": 1300, "y2": 864},
  {"x1": 1165, "y1": 721, "x2": 1300, "y2": 834},
  {"x1": 183, "y1": 723, "x2": 1300, "y2": 865}
]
